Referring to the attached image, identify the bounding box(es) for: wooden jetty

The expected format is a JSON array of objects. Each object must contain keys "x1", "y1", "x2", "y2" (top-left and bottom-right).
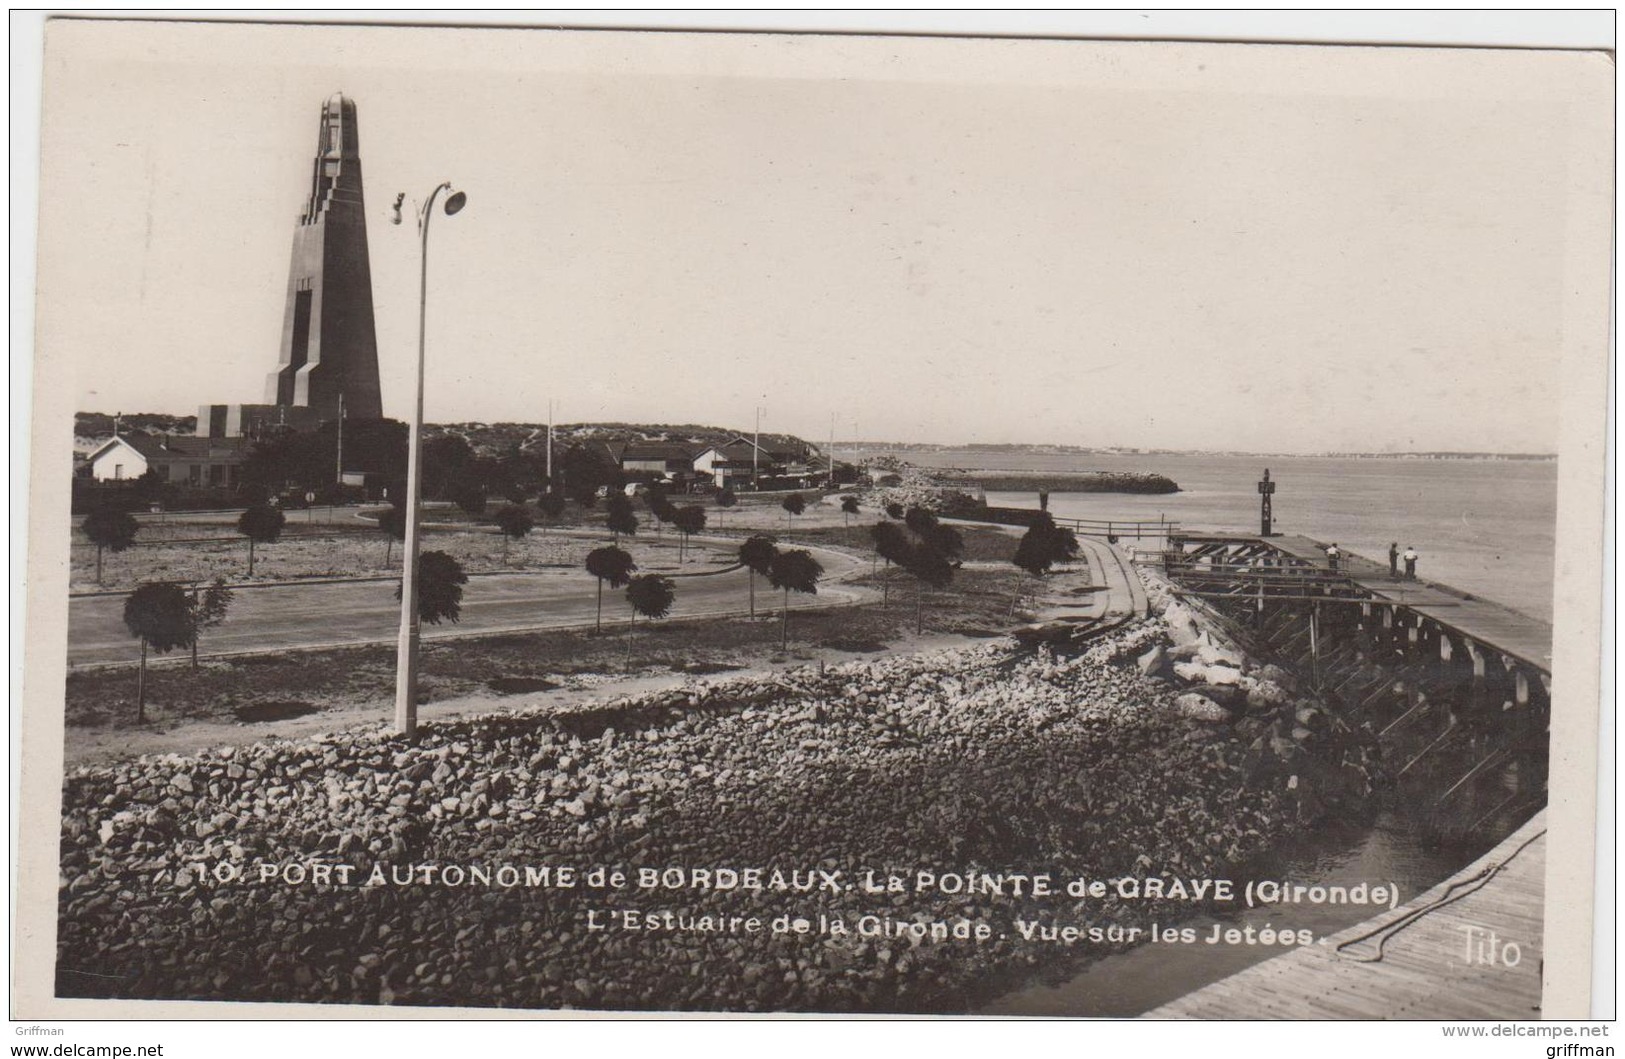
[
  {"x1": 1263, "y1": 534, "x2": 1551, "y2": 670},
  {"x1": 1161, "y1": 533, "x2": 1553, "y2": 736},
  {"x1": 1148, "y1": 529, "x2": 1551, "y2": 1018},
  {"x1": 1147, "y1": 810, "x2": 1546, "y2": 1020}
]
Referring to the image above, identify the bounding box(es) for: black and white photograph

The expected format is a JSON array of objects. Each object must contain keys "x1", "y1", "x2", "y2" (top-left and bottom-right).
[{"x1": 13, "y1": 15, "x2": 1614, "y2": 1030}]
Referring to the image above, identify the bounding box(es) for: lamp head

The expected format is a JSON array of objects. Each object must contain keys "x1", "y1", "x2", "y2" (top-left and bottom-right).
[
  {"x1": 391, "y1": 192, "x2": 405, "y2": 226},
  {"x1": 444, "y1": 190, "x2": 467, "y2": 216}
]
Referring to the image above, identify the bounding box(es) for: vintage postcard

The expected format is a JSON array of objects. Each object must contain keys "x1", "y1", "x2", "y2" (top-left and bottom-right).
[{"x1": 14, "y1": 18, "x2": 1613, "y2": 1022}]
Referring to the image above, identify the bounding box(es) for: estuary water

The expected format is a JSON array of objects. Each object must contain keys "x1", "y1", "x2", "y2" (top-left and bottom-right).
[
  {"x1": 977, "y1": 813, "x2": 1501, "y2": 1017},
  {"x1": 873, "y1": 451, "x2": 1557, "y2": 622},
  {"x1": 860, "y1": 449, "x2": 1555, "y2": 1015}
]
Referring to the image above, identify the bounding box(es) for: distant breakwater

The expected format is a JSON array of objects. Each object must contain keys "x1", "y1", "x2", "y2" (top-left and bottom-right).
[{"x1": 942, "y1": 471, "x2": 1180, "y2": 495}]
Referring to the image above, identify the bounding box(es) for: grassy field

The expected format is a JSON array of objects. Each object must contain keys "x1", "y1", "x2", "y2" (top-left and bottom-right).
[
  {"x1": 69, "y1": 499, "x2": 1013, "y2": 592},
  {"x1": 69, "y1": 525, "x2": 739, "y2": 592},
  {"x1": 66, "y1": 568, "x2": 1020, "y2": 730}
]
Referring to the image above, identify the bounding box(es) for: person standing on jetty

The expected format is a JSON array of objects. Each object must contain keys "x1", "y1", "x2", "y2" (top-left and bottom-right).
[
  {"x1": 1403, "y1": 545, "x2": 1419, "y2": 580},
  {"x1": 1389, "y1": 542, "x2": 1400, "y2": 580},
  {"x1": 1325, "y1": 542, "x2": 1340, "y2": 571}
]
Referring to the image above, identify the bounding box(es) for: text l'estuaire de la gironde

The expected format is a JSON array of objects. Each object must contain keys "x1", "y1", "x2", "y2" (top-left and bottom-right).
[{"x1": 184, "y1": 862, "x2": 1404, "y2": 948}]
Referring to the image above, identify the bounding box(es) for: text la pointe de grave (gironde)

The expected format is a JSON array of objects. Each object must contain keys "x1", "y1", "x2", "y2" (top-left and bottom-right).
[{"x1": 201, "y1": 861, "x2": 1402, "y2": 911}]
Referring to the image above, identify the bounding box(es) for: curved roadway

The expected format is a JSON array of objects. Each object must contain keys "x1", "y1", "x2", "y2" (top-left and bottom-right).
[{"x1": 67, "y1": 544, "x2": 869, "y2": 666}]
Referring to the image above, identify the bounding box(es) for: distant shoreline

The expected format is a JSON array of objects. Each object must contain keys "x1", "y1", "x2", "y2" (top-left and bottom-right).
[{"x1": 853, "y1": 445, "x2": 1555, "y2": 462}]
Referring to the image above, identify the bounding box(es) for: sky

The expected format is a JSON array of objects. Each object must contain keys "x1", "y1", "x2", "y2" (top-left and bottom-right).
[{"x1": 33, "y1": 21, "x2": 1611, "y2": 454}]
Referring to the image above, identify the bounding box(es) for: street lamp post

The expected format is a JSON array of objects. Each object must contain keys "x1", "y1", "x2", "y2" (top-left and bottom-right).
[{"x1": 394, "y1": 181, "x2": 466, "y2": 737}]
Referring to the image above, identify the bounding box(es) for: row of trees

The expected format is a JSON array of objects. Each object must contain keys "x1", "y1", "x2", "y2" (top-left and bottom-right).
[
  {"x1": 863, "y1": 504, "x2": 1081, "y2": 630},
  {"x1": 601, "y1": 489, "x2": 714, "y2": 561},
  {"x1": 869, "y1": 508, "x2": 965, "y2": 632},
  {"x1": 112, "y1": 492, "x2": 1083, "y2": 722},
  {"x1": 581, "y1": 546, "x2": 676, "y2": 643},
  {"x1": 580, "y1": 534, "x2": 825, "y2": 650},
  {"x1": 737, "y1": 536, "x2": 823, "y2": 648},
  {"x1": 119, "y1": 547, "x2": 471, "y2": 721},
  {"x1": 239, "y1": 421, "x2": 627, "y2": 509},
  {"x1": 121, "y1": 579, "x2": 234, "y2": 720},
  {"x1": 81, "y1": 503, "x2": 290, "y2": 585}
]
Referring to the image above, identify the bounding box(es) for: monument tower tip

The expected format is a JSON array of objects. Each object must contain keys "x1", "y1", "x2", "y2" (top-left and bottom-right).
[
  {"x1": 202, "y1": 93, "x2": 382, "y2": 439},
  {"x1": 263, "y1": 91, "x2": 382, "y2": 421}
]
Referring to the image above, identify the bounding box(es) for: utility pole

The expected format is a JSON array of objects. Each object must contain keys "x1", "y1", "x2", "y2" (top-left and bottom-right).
[
  {"x1": 335, "y1": 391, "x2": 345, "y2": 486},
  {"x1": 754, "y1": 406, "x2": 762, "y2": 489},
  {"x1": 828, "y1": 413, "x2": 835, "y2": 488},
  {"x1": 546, "y1": 399, "x2": 555, "y2": 489}
]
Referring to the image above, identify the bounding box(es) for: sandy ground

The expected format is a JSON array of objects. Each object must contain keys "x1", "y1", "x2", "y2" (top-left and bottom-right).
[
  {"x1": 69, "y1": 494, "x2": 876, "y2": 592},
  {"x1": 70, "y1": 523, "x2": 746, "y2": 594},
  {"x1": 62, "y1": 627, "x2": 1005, "y2": 770}
]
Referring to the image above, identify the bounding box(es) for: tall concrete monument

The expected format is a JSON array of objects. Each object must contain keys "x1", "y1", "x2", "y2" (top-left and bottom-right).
[
  {"x1": 264, "y1": 92, "x2": 383, "y2": 420},
  {"x1": 200, "y1": 93, "x2": 383, "y2": 437}
]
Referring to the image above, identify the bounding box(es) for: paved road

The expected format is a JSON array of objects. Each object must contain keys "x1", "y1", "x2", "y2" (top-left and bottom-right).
[{"x1": 68, "y1": 547, "x2": 868, "y2": 666}]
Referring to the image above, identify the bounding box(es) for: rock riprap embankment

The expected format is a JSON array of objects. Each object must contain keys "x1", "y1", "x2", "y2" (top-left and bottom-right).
[{"x1": 59, "y1": 625, "x2": 1308, "y2": 1013}]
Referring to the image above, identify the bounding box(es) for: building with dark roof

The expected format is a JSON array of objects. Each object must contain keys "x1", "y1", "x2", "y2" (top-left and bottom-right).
[
  {"x1": 84, "y1": 434, "x2": 248, "y2": 488},
  {"x1": 618, "y1": 442, "x2": 701, "y2": 477},
  {"x1": 691, "y1": 438, "x2": 816, "y2": 489}
]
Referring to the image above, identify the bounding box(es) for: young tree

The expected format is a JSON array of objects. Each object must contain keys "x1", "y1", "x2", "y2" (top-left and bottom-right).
[
  {"x1": 884, "y1": 501, "x2": 905, "y2": 520},
  {"x1": 422, "y1": 434, "x2": 479, "y2": 500},
  {"x1": 781, "y1": 492, "x2": 806, "y2": 530},
  {"x1": 902, "y1": 507, "x2": 964, "y2": 560},
  {"x1": 1010, "y1": 516, "x2": 1077, "y2": 617},
  {"x1": 898, "y1": 509, "x2": 961, "y2": 632},
  {"x1": 671, "y1": 504, "x2": 708, "y2": 563},
  {"x1": 902, "y1": 545, "x2": 956, "y2": 634},
  {"x1": 585, "y1": 545, "x2": 637, "y2": 633},
  {"x1": 625, "y1": 573, "x2": 677, "y2": 663},
  {"x1": 767, "y1": 548, "x2": 823, "y2": 649},
  {"x1": 133, "y1": 468, "x2": 172, "y2": 512},
  {"x1": 647, "y1": 487, "x2": 676, "y2": 538},
  {"x1": 81, "y1": 506, "x2": 139, "y2": 586},
  {"x1": 926, "y1": 522, "x2": 965, "y2": 565},
  {"x1": 490, "y1": 456, "x2": 532, "y2": 505},
  {"x1": 377, "y1": 503, "x2": 407, "y2": 566},
  {"x1": 187, "y1": 578, "x2": 234, "y2": 669},
  {"x1": 236, "y1": 503, "x2": 286, "y2": 577},
  {"x1": 396, "y1": 550, "x2": 469, "y2": 625},
  {"x1": 904, "y1": 506, "x2": 938, "y2": 537},
  {"x1": 536, "y1": 491, "x2": 567, "y2": 534},
  {"x1": 869, "y1": 521, "x2": 912, "y2": 607},
  {"x1": 840, "y1": 494, "x2": 860, "y2": 527},
  {"x1": 605, "y1": 492, "x2": 639, "y2": 542},
  {"x1": 738, "y1": 535, "x2": 778, "y2": 620},
  {"x1": 452, "y1": 482, "x2": 488, "y2": 517},
  {"x1": 714, "y1": 487, "x2": 737, "y2": 525},
  {"x1": 493, "y1": 503, "x2": 535, "y2": 561},
  {"x1": 559, "y1": 441, "x2": 619, "y2": 505},
  {"x1": 122, "y1": 582, "x2": 193, "y2": 722}
]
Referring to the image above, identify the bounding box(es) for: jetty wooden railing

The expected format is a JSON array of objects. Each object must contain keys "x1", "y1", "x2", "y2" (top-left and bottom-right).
[{"x1": 1052, "y1": 517, "x2": 1180, "y2": 540}]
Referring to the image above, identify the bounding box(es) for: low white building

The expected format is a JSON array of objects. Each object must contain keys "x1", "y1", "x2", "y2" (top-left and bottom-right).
[{"x1": 83, "y1": 434, "x2": 247, "y2": 488}]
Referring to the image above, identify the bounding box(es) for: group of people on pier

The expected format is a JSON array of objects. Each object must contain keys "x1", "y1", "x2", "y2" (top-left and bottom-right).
[{"x1": 1322, "y1": 541, "x2": 1418, "y2": 580}]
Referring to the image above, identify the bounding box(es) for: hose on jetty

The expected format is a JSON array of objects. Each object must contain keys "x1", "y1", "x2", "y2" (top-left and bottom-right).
[{"x1": 1332, "y1": 827, "x2": 1547, "y2": 964}]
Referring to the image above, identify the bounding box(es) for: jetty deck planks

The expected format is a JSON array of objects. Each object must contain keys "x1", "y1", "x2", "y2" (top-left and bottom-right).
[
  {"x1": 1190, "y1": 533, "x2": 1554, "y2": 671},
  {"x1": 1145, "y1": 810, "x2": 1546, "y2": 1020}
]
